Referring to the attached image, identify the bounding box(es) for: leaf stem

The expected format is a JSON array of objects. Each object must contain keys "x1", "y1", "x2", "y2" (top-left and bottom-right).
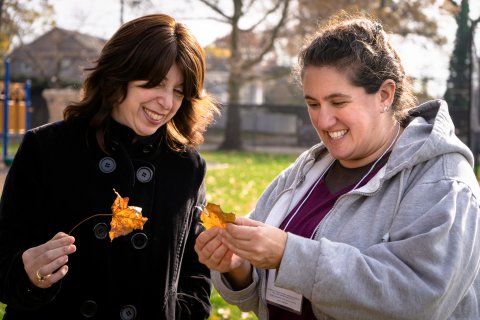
[
  {"x1": 68, "y1": 213, "x2": 148, "y2": 236},
  {"x1": 68, "y1": 214, "x2": 113, "y2": 236}
]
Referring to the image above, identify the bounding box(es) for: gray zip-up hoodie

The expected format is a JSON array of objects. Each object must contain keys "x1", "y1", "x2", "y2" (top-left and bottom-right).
[{"x1": 212, "y1": 99, "x2": 480, "y2": 320}]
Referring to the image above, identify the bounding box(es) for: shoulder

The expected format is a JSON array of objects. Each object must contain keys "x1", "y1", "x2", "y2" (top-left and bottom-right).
[
  {"x1": 162, "y1": 146, "x2": 206, "y2": 182},
  {"x1": 399, "y1": 152, "x2": 480, "y2": 202},
  {"x1": 434, "y1": 152, "x2": 479, "y2": 197},
  {"x1": 168, "y1": 146, "x2": 205, "y2": 167},
  {"x1": 280, "y1": 144, "x2": 328, "y2": 184},
  {"x1": 159, "y1": 147, "x2": 206, "y2": 195},
  {"x1": 12, "y1": 118, "x2": 89, "y2": 163},
  {"x1": 27, "y1": 118, "x2": 88, "y2": 146}
]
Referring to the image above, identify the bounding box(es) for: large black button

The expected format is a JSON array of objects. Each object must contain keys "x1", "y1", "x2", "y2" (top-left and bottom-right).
[
  {"x1": 120, "y1": 304, "x2": 137, "y2": 320},
  {"x1": 80, "y1": 300, "x2": 97, "y2": 318},
  {"x1": 131, "y1": 232, "x2": 148, "y2": 250},
  {"x1": 93, "y1": 222, "x2": 109, "y2": 240}
]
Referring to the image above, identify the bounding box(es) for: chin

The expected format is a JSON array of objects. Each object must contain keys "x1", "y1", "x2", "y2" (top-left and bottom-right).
[{"x1": 134, "y1": 128, "x2": 157, "y2": 137}]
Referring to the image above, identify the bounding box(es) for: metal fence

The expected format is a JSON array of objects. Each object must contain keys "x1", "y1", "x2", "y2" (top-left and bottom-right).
[{"x1": 204, "y1": 104, "x2": 319, "y2": 149}]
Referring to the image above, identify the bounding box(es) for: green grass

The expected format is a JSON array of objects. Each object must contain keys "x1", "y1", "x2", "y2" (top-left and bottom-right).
[
  {"x1": 202, "y1": 151, "x2": 297, "y2": 214},
  {"x1": 0, "y1": 150, "x2": 298, "y2": 319},
  {"x1": 0, "y1": 141, "x2": 21, "y2": 166}
]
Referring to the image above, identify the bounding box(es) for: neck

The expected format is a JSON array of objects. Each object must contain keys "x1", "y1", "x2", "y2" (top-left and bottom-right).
[
  {"x1": 326, "y1": 151, "x2": 391, "y2": 193},
  {"x1": 339, "y1": 123, "x2": 401, "y2": 169}
]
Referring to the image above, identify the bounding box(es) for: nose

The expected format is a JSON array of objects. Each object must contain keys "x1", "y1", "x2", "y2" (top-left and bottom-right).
[
  {"x1": 309, "y1": 106, "x2": 336, "y2": 130},
  {"x1": 156, "y1": 92, "x2": 174, "y2": 111}
]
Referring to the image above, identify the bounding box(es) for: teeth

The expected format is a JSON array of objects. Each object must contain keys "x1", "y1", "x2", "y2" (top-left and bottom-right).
[
  {"x1": 143, "y1": 107, "x2": 163, "y2": 121},
  {"x1": 328, "y1": 130, "x2": 348, "y2": 140}
]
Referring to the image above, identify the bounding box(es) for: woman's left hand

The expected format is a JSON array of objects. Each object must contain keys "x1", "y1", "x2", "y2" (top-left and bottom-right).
[
  {"x1": 22, "y1": 232, "x2": 76, "y2": 289},
  {"x1": 222, "y1": 217, "x2": 287, "y2": 269}
]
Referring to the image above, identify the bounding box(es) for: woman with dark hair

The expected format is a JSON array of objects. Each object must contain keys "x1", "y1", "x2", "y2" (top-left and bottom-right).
[
  {"x1": 0, "y1": 13, "x2": 218, "y2": 319},
  {"x1": 195, "y1": 13, "x2": 480, "y2": 320}
]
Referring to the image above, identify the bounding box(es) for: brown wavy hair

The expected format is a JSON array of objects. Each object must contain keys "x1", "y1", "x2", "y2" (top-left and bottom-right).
[
  {"x1": 293, "y1": 12, "x2": 416, "y2": 122},
  {"x1": 64, "y1": 13, "x2": 219, "y2": 152}
]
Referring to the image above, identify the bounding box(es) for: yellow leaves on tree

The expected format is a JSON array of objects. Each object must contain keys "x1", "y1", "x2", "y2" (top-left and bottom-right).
[
  {"x1": 200, "y1": 203, "x2": 236, "y2": 229},
  {"x1": 109, "y1": 190, "x2": 148, "y2": 241}
]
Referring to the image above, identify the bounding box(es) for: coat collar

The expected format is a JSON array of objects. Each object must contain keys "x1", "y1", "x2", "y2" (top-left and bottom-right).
[{"x1": 106, "y1": 118, "x2": 166, "y2": 155}]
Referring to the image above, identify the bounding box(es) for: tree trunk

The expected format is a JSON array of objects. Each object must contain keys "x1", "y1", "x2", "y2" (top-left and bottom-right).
[
  {"x1": 219, "y1": 72, "x2": 243, "y2": 150},
  {"x1": 219, "y1": 0, "x2": 243, "y2": 150}
]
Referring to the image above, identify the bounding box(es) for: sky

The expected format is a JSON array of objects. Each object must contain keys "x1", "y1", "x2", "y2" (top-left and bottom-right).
[
  {"x1": 47, "y1": 0, "x2": 223, "y2": 47},
  {"x1": 38, "y1": 0, "x2": 480, "y2": 98}
]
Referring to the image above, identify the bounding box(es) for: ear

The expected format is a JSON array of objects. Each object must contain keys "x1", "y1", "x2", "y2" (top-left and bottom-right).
[{"x1": 378, "y1": 79, "x2": 396, "y2": 107}]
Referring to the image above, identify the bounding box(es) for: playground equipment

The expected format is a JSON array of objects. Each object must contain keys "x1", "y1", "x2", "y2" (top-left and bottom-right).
[{"x1": 1, "y1": 58, "x2": 31, "y2": 166}]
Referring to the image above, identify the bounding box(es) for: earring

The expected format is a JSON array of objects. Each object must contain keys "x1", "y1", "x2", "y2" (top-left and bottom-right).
[{"x1": 382, "y1": 105, "x2": 389, "y2": 113}]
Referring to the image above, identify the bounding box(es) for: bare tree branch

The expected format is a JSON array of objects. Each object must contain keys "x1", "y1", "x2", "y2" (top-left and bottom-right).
[
  {"x1": 239, "y1": 0, "x2": 283, "y2": 33},
  {"x1": 199, "y1": 0, "x2": 292, "y2": 149},
  {"x1": 473, "y1": 17, "x2": 480, "y2": 28},
  {"x1": 198, "y1": 0, "x2": 232, "y2": 20},
  {"x1": 241, "y1": 0, "x2": 290, "y2": 71}
]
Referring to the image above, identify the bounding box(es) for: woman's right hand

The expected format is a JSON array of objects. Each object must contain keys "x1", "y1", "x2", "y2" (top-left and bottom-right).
[
  {"x1": 195, "y1": 226, "x2": 240, "y2": 272},
  {"x1": 195, "y1": 227, "x2": 252, "y2": 289},
  {"x1": 22, "y1": 232, "x2": 76, "y2": 289}
]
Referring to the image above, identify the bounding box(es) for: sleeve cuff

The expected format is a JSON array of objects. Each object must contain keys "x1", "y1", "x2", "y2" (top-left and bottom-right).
[{"x1": 211, "y1": 268, "x2": 259, "y2": 304}]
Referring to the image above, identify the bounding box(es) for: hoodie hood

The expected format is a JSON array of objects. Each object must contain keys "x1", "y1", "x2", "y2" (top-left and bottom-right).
[{"x1": 386, "y1": 99, "x2": 474, "y2": 176}]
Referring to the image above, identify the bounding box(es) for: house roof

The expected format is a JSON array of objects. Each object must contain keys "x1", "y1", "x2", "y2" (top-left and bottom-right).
[
  {"x1": 10, "y1": 27, "x2": 107, "y2": 56},
  {"x1": 7, "y1": 27, "x2": 107, "y2": 84}
]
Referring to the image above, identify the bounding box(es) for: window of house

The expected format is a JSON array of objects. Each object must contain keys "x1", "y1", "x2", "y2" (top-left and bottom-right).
[{"x1": 21, "y1": 62, "x2": 32, "y2": 73}]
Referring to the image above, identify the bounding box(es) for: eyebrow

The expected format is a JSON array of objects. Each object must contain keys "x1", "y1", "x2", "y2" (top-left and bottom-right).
[
  {"x1": 304, "y1": 93, "x2": 352, "y2": 100},
  {"x1": 162, "y1": 75, "x2": 183, "y2": 86}
]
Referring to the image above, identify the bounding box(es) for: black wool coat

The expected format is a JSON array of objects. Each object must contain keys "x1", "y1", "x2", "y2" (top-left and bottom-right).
[{"x1": 0, "y1": 117, "x2": 211, "y2": 319}]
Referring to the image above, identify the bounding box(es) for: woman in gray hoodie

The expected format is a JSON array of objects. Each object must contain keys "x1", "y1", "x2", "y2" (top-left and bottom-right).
[{"x1": 195, "y1": 13, "x2": 480, "y2": 320}]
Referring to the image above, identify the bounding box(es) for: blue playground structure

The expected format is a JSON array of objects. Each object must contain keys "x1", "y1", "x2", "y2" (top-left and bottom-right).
[{"x1": 2, "y1": 57, "x2": 31, "y2": 166}]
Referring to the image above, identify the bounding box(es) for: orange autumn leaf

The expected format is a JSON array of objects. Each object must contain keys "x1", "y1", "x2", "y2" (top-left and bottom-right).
[
  {"x1": 200, "y1": 203, "x2": 236, "y2": 229},
  {"x1": 109, "y1": 190, "x2": 148, "y2": 241}
]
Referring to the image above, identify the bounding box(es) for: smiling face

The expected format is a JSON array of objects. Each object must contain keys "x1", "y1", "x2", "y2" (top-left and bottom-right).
[
  {"x1": 112, "y1": 63, "x2": 184, "y2": 137},
  {"x1": 303, "y1": 65, "x2": 397, "y2": 168}
]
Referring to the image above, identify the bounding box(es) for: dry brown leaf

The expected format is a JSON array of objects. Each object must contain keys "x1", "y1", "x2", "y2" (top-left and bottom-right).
[
  {"x1": 109, "y1": 190, "x2": 148, "y2": 241},
  {"x1": 200, "y1": 203, "x2": 236, "y2": 229}
]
